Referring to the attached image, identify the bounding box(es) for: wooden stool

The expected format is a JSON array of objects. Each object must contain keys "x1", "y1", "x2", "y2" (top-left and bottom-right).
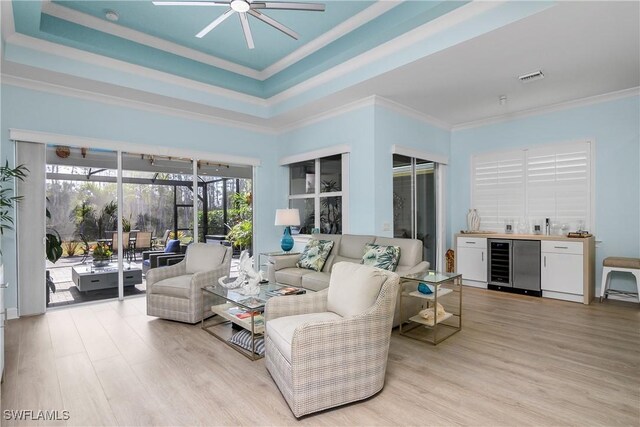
[{"x1": 600, "y1": 257, "x2": 640, "y2": 302}]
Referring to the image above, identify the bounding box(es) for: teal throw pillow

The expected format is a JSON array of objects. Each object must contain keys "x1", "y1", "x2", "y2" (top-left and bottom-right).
[
  {"x1": 362, "y1": 243, "x2": 401, "y2": 271},
  {"x1": 296, "y1": 239, "x2": 335, "y2": 272}
]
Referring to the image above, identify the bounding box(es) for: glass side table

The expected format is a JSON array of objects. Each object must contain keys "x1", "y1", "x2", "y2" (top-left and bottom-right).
[{"x1": 399, "y1": 271, "x2": 462, "y2": 345}]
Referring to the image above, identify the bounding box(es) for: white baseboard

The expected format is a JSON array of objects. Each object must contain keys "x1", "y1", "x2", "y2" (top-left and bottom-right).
[
  {"x1": 6, "y1": 307, "x2": 18, "y2": 320},
  {"x1": 462, "y1": 280, "x2": 487, "y2": 289},
  {"x1": 541, "y1": 291, "x2": 583, "y2": 303}
]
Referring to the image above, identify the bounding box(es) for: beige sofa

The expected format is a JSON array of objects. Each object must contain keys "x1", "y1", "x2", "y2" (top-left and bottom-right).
[{"x1": 267, "y1": 233, "x2": 429, "y2": 291}]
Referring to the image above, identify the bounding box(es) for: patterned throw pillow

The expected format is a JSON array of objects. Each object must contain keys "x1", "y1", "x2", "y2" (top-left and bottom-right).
[
  {"x1": 362, "y1": 243, "x2": 401, "y2": 271},
  {"x1": 296, "y1": 239, "x2": 335, "y2": 272}
]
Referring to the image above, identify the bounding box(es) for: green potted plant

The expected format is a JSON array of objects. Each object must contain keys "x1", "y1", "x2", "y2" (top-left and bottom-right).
[
  {"x1": 46, "y1": 200, "x2": 63, "y2": 306},
  {"x1": 0, "y1": 161, "x2": 28, "y2": 243},
  {"x1": 92, "y1": 242, "x2": 112, "y2": 267}
]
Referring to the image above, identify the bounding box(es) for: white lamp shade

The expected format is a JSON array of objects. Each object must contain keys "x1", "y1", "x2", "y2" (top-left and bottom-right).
[{"x1": 275, "y1": 208, "x2": 300, "y2": 226}]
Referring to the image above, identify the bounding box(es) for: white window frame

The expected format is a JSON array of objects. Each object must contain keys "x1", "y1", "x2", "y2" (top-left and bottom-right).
[
  {"x1": 286, "y1": 151, "x2": 349, "y2": 236},
  {"x1": 470, "y1": 140, "x2": 595, "y2": 234}
]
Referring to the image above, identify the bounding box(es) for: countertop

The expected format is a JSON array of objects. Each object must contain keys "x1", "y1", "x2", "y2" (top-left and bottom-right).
[{"x1": 455, "y1": 233, "x2": 595, "y2": 242}]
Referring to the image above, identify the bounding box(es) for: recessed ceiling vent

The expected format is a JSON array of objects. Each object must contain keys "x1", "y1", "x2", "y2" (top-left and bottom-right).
[{"x1": 519, "y1": 70, "x2": 545, "y2": 83}]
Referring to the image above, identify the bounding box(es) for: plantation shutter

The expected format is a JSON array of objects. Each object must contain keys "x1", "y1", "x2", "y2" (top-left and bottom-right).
[
  {"x1": 526, "y1": 141, "x2": 591, "y2": 229},
  {"x1": 471, "y1": 151, "x2": 525, "y2": 232}
]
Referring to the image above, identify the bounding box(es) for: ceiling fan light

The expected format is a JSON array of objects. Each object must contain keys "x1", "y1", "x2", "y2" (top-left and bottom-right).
[{"x1": 230, "y1": 0, "x2": 250, "y2": 12}]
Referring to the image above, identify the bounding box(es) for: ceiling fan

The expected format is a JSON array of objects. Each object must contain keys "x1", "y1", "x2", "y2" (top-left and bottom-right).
[{"x1": 152, "y1": 0, "x2": 326, "y2": 49}]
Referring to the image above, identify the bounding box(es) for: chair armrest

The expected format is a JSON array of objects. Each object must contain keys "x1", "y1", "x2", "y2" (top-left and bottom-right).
[
  {"x1": 142, "y1": 250, "x2": 164, "y2": 261},
  {"x1": 268, "y1": 254, "x2": 300, "y2": 271},
  {"x1": 146, "y1": 260, "x2": 187, "y2": 287},
  {"x1": 190, "y1": 264, "x2": 230, "y2": 294},
  {"x1": 264, "y1": 289, "x2": 328, "y2": 323},
  {"x1": 291, "y1": 276, "x2": 399, "y2": 364},
  {"x1": 157, "y1": 254, "x2": 185, "y2": 267},
  {"x1": 402, "y1": 261, "x2": 430, "y2": 276},
  {"x1": 266, "y1": 254, "x2": 300, "y2": 282}
]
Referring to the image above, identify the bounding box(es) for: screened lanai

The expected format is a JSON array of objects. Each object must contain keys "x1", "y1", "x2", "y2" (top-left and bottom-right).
[{"x1": 45, "y1": 145, "x2": 252, "y2": 307}]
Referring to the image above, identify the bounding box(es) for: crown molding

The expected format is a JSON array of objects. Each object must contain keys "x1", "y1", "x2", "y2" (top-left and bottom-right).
[
  {"x1": 1, "y1": 72, "x2": 277, "y2": 135},
  {"x1": 40, "y1": 0, "x2": 262, "y2": 79},
  {"x1": 276, "y1": 95, "x2": 377, "y2": 133},
  {"x1": 452, "y1": 87, "x2": 640, "y2": 131},
  {"x1": 260, "y1": 1, "x2": 402, "y2": 79},
  {"x1": 374, "y1": 96, "x2": 451, "y2": 131},
  {"x1": 268, "y1": 1, "x2": 505, "y2": 106},
  {"x1": 5, "y1": 32, "x2": 269, "y2": 109}
]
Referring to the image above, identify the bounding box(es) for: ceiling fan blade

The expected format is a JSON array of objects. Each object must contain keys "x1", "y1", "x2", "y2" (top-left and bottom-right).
[
  {"x1": 250, "y1": 2, "x2": 325, "y2": 12},
  {"x1": 152, "y1": 1, "x2": 230, "y2": 6},
  {"x1": 239, "y1": 13, "x2": 255, "y2": 49},
  {"x1": 248, "y1": 10, "x2": 299, "y2": 40},
  {"x1": 196, "y1": 8, "x2": 234, "y2": 38}
]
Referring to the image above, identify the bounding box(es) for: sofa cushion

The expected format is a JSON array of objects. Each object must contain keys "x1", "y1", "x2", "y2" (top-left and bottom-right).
[
  {"x1": 311, "y1": 233, "x2": 342, "y2": 272},
  {"x1": 362, "y1": 243, "x2": 401, "y2": 271},
  {"x1": 275, "y1": 268, "x2": 315, "y2": 287},
  {"x1": 329, "y1": 255, "x2": 363, "y2": 272},
  {"x1": 267, "y1": 311, "x2": 342, "y2": 362},
  {"x1": 151, "y1": 274, "x2": 194, "y2": 298},
  {"x1": 338, "y1": 235, "x2": 376, "y2": 258},
  {"x1": 300, "y1": 271, "x2": 331, "y2": 292},
  {"x1": 186, "y1": 243, "x2": 227, "y2": 274},
  {"x1": 296, "y1": 239, "x2": 334, "y2": 272},
  {"x1": 327, "y1": 262, "x2": 387, "y2": 317},
  {"x1": 374, "y1": 237, "x2": 422, "y2": 268}
]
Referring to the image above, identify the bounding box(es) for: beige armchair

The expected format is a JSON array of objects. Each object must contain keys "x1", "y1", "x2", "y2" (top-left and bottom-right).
[
  {"x1": 264, "y1": 262, "x2": 400, "y2": 418},
  {"x1": 146, "y1": 243, "x2": 232, "y2": 324}
]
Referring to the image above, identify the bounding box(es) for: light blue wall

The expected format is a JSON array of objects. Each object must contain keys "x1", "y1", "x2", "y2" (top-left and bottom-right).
[
  {"x1": 278, "y1": 104, "x2": 451, "y2": 238},
  {"x1": 279, "y1": 106, "x2": 377, "y2": 234},
  {"x1": 450, "y1": 95, "x2": 640, "y2": 291},
  {"x1": 0, "y1": 83, "x2": 281, "y2": 311},
  {"x1": 374, "y1": 105, "x2": 450, "y2": 237}
]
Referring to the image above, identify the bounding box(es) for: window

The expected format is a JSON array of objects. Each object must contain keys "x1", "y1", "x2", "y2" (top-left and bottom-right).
[
  {"x1": 471, "y1": 141, "x2": 592, "y2": 233},
  {"x1": 288, "y1": 154, "x2": 346, "y2": 234}
]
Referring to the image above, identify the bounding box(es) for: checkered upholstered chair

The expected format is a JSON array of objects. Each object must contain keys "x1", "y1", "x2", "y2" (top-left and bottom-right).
[
  {"x1": 146, "y1": 243, "x2": 232, "y2": 324},
  {"x1": 264, "y1": 262, "x2": 400, "y2": 418}
]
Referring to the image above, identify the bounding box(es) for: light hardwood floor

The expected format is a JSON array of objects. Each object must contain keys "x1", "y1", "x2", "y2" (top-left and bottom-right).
[{"x1": 2, "y1": 288, "x2": 639, "y2": 426}]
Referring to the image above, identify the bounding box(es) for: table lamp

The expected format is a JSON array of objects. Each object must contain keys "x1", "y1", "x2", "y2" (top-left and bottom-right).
[{"x1": 275, "y1": 208, "x2": 300, "y2": 252}]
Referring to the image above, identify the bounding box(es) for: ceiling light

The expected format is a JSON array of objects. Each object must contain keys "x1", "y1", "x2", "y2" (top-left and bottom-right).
[
  {"x1": 230, "y1": 0, "x2": 250, "y2": 13},
  {"x1": 518, "y1": 70, "x2": 545, "y2": 83},
  {"x1": 105, "y1": 10, "x2": 119, "y2": 22},
  {"x1": 499, "y1": 95, "x2": 508, "y2": 105}
]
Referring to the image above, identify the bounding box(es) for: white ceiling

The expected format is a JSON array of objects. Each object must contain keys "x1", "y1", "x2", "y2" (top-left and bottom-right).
[{"x1": 274, "y1": 1, "x2": 640, "y2": 128}]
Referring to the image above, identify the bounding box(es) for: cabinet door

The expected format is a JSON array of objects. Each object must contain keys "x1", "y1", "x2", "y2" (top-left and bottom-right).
[
  {"x1": 457, "y1": 247, "x2": 487, "y2": 282},
  {"x1": 541, "y1": 252, "x2": 583, "y2": 294}
]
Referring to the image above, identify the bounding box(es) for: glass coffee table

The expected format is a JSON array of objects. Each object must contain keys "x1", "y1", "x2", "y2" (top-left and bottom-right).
[{"x1": 201, "y1": 282, "x2": 304, "y2": 360}]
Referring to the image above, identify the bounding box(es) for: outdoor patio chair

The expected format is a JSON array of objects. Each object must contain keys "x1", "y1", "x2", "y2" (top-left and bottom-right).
[
  {"x1": 132, "y1": 231, "x2": 152, "y2": 260},
  {"x1": 153, "y1": 229, "x2": 171, "y2": 250},
  {"x1": 112, "y1": 232, "x2": 133, "y2": 261},
  {"x1": 142, "y1": 239, "x2": 183, "y2": 275},
  {"x1": 146, "y1": 243, "x2": 232, "y2": 323}
]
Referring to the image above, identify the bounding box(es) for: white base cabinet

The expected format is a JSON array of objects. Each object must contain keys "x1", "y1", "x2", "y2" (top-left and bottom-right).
[
  {"x1": 541, "y1": 241, "x2": 585, "y2": 302},
  {"x1": 456, "y1": 237, "x2": 487, "y2": 287},
  {"x1": 455, "y1": 233, "x2": 595, "y2": 304}
]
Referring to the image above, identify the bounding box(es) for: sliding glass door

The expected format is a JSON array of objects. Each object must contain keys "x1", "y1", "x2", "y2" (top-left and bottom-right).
[
  {"x1": 42, "y1": 144, "x2": 253, "y2": 309},
  {"x1": 393, "y1": 154, "x2": 438, "y2": 268}
]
